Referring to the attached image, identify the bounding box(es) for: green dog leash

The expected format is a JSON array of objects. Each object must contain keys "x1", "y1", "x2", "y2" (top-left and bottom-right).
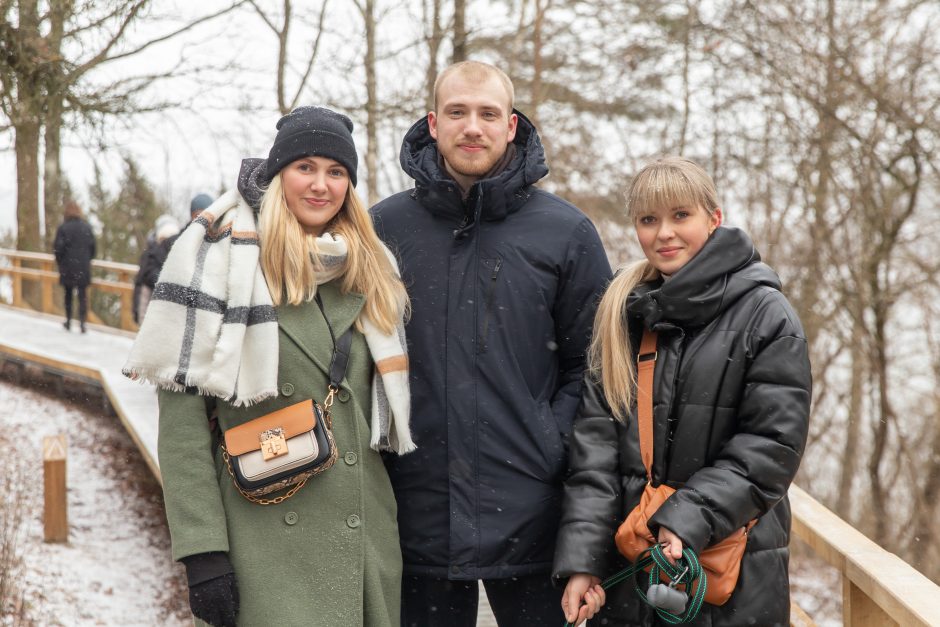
[{"x1": 563, "y1": 544, "x2": 706, "y2": 626}]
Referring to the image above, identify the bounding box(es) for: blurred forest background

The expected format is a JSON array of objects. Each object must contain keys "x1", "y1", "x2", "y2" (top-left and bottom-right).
[{"x1": 2, "y1": 0, "x2": 939, "y2": 589}]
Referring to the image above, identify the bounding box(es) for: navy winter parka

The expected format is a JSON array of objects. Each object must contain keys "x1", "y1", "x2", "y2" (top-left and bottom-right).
[
  {"x1": 371, "y1": 112, "x2": 612, "y2": 580},
  {"x1": 553, "y1": 227, "x2": 811, "y2": 625}
]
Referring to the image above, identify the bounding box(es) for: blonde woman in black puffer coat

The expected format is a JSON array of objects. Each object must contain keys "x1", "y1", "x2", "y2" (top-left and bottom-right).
[{"x1": 553, "y1": 156, "x2": 811, "y2": 626}]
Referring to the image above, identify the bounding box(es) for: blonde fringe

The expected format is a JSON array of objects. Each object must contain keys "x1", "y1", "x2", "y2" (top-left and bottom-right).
[
  {"x1": 257, "y1": 175, "x2": 409, "y2": 335},
  {"x1": 588, "y1": 259, "x2": 660, "y2": 422}
]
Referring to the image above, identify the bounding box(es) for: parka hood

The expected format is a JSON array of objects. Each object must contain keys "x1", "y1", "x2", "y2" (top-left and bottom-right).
[
  {"x1": 399, "y1": 110, "x2": 550, "y2": 222},
  {"x1": 628, "y1": 226, "x2": 781, "y2": 329}
]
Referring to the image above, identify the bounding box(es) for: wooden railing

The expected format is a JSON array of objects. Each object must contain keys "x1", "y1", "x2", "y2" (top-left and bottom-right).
[
  {"x1": 789, "y1": 485, "x2": 940, "y2": 626},
  {"x1": 0, "y1": 248, "x2": 138, "y2": 331}
]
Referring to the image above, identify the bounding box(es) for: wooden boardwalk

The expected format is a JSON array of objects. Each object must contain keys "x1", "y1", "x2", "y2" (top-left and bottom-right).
[{"x1": 0, "y1": 304, "x2": 159, "y2": 478}]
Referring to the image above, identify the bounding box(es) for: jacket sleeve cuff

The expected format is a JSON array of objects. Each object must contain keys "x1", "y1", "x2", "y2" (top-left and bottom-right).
[
  {"x1": 181, "y1": 551, "x2": 234, "y2": 586},
  {"x1": 647, "y1": 497, "x2": 711, "y2": 554}
]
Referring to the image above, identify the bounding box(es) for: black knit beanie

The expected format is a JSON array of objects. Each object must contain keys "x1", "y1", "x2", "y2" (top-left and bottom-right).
[{"x1": 262, "y1": 106, "x2": 358, "y2": 187}]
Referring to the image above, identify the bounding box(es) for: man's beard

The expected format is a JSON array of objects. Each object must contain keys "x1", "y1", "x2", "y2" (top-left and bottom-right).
[{"x1": 442, "y1": 145, "x2": 502, "y2": 177}]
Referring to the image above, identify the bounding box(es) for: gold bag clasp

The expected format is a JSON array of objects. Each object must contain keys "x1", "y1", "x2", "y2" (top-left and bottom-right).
[{"x1": 260, "y1": 427, "x2": 288, "y2": 461}]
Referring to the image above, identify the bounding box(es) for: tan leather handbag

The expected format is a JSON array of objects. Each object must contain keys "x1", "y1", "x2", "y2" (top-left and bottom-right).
[{"x1": 614, "y1": 328, "x2": 755, "y2": 606}]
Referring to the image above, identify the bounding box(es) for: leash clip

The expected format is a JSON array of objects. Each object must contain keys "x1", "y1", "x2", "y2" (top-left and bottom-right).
[{"x1": 669, "y1": 565, "x2": 689, "y2": 588}]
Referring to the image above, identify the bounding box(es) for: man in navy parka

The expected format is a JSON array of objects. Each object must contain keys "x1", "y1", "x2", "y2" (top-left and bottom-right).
[{"x1": 371, "y1": 60, "x2": 612, "y2": 626}]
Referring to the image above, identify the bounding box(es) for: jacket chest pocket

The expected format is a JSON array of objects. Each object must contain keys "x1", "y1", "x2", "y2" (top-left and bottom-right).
[{"x1": 477, "y1": 256, "x2": 503, "y2": 354}]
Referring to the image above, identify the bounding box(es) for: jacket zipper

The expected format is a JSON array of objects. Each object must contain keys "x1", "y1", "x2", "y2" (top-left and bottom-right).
[{"x1": 477, "y1": 257, "x2": 502, "y2": 354}]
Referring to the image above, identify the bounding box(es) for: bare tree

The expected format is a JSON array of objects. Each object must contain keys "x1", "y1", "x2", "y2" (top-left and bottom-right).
[
  {"x1": 248, "y1": 0, "x2": 329, "y2": 116},
  {"x1": 699, "y1": 0, "x2": 940, "y2": 579},
  {"x1": 0, "y1": 0, "x2": 247, "y2": 252}
]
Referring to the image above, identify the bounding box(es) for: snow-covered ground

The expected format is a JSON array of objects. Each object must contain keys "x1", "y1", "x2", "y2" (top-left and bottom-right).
[{"x1": 0, "y1": 379, "x2": 188, "y2": 626}]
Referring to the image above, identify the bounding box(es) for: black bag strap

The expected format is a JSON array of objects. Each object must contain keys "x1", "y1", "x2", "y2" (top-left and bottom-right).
[{"x1": 314, "y1": 293, "x2": 353, "y2": 391}]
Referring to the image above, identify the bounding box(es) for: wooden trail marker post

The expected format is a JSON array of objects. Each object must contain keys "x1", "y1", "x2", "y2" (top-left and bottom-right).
[{"x1": 43, "y1": 434, "x2": 68, "y2": 543}]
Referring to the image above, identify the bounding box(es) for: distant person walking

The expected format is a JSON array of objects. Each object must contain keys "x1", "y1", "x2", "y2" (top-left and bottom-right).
[
  {"x1": 189, "y1": 193, "x2": 214, "y2": 221},
  {"x1": 133, "y1": 216, "x2": 180, "y2": 325},
  {"x1": 53, "y1": 200, "x2": 96, "y2": 333}
]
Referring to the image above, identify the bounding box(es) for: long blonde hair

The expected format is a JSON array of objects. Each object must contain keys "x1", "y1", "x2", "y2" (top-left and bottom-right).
[
  {"x1": 257, "y1": 174, "x2": 409, "y2": 334},
  {"x1": 590, "y1": 156, "x2": 720, "y2": 421}
]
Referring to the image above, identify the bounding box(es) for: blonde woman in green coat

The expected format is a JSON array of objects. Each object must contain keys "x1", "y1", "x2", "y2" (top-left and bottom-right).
[{"x1": 124, "y1": 107, "x2": 414, "y2": 626}]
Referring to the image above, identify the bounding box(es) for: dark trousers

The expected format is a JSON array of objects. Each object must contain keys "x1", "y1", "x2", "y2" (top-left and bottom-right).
[
  {"x1": 401, "y1": 573, "x2": 564, "y2": 627},
  {"x1": 63, "y1": 285, "x2": 88, "y2": 324}
]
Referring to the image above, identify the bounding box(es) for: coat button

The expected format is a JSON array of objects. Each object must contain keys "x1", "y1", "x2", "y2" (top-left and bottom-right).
[
  {"x1": 285, "y1": 511, "x2": 298, "y2": 525},
  {"x1": 346, "y1": 514, "x2": 361, "y2": 528},
  {"x1": 338, "y1": 389, "x2": 350, "y2": 403},
  {"x1": 281, "y1": 382, "x2": 295, "y2": 396},
  {"x1": 344, "y1": 451, "x2": 358, "y2": 465},
  {"x1": 451, "y1": 565, "x2": 461, "y2": 575}
]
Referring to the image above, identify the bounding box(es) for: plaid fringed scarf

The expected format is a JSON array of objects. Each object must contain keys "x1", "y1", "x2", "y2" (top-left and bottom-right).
[{"x1": 123, "y1": 189, "x2": 415, "y2": 455}]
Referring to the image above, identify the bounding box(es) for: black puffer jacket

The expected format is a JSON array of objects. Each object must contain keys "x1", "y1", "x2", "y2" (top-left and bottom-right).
[
  {"x1": 553, "y1": 227, "x2": 811, "y2": 626},
  {"x1": 371, "y1": 112, "x2": 612, "y2": 579},
  {"x1": 53, "y1": 217, "x2": 96, "y2": 287}
]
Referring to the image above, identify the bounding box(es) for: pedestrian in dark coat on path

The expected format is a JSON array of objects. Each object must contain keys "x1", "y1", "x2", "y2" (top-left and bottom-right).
[
  {"x1": 53, "y1": 200, "x2": 96, "y2": 333},
  {"x1": 371, "y1": 60, "x2": 612, "y2": 626},
  {"x1": 124, "y1": 106, "x2": 414, "y2": 627},
  {"x1": 553, "y1": 157, "x2": 811, "y2": 626}
]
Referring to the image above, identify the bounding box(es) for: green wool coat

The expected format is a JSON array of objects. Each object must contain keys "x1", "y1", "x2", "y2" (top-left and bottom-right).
[{"x1": 158, "y1": 281, "x2": 402, "y2": 626}]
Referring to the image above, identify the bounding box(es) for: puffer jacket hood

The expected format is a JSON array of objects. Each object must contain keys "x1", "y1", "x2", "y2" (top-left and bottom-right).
[
  {"x1": 399, "y1": 110, "x2": 550, "y2": 223},
  {"x1": 628, "y1": 226, "x2": 780, "y2": 329}
]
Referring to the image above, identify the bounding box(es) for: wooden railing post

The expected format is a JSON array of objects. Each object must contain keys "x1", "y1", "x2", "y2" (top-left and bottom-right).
[
  {"x1": 12, "y1": 257, "x2": 23, "y2": 307},
  {"x1": 120, "y1": 285, "x2": 134, "y2": 331},
  {"x1": 41, "y1": 263, "x2": 55, "y2": 314},
  {"x1": 844, "y1": 578, "x2": 899, "y2": 626},
  {"x1": 43, "y1": 434, "x2": 68, "y2": 543}
]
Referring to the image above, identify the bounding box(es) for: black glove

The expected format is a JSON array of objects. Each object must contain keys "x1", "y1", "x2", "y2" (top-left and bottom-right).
[{"x1": 181, "y1": 551, "x2": 239, "y2": 627}]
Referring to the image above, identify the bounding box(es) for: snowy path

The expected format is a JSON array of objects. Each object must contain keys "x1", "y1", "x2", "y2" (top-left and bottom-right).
[{"x1": 0, "y1": 380, "x2": 189, "y2": 625}]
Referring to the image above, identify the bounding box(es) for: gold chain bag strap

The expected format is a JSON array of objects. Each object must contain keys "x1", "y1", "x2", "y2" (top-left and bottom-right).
[
  {"x1": 614, "y1": 328, "x2": 756, "y2": 606},
  {"x1": 219, "y1": 293, "x2": 350, "y2": 505}
]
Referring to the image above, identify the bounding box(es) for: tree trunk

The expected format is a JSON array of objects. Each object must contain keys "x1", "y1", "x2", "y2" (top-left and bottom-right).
[
  {"x1": 43, "y1": 96, "x2": 65, "y2": 251},
  {"x1": 363, "y1": 0, "x2": 378, "y2": 205},
  {"x1": 530, "y1": 0, "x2": 547, "y2": 143},
  {"x1": 42, "y1": 0, "x2": 69, "y2": 251},
  {"x1": 802, "y1": 0, "x2": 839, "y2": 350},
  {"x1": 12, "y1": 0, "x2": 42, "y2": 252},
  {"x1": 836, "y1": 311, "x2": 865, "y2": 517},
  {"x1": 677, "y1": 0, "x2": 693, "y2": 155},
  {"x1": 15, "y1": 118, "x2": 42, "y2": 252},
  {"x1": 867, "y1": 294, "x2": 891, "y2": 544},
  {"x1": 425, "y1": 0, "x2": 443, "y2": 112},
  {"x1": 452, "y1": 0, "x2": 466, "y2": 63},
  {"x1": 276, "y1": 0, "x2": 292, "y2": 115}
]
